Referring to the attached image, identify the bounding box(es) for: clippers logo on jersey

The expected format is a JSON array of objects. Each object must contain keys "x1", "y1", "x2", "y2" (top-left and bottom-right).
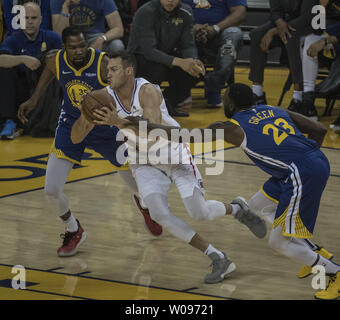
[{"x1": 65, "y1": 80, "x2": 93, "y2": 108}]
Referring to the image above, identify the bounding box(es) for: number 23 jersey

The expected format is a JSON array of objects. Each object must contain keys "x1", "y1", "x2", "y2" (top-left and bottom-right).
[{"x1": 231, "y1": 105, "x2": 319, "y2": 179}]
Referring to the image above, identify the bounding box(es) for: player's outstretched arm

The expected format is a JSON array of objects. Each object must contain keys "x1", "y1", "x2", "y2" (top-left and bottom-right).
[
  {"x1": 70, "y1": 93, "x2": 98, "y2": 144},
  {"x1": 17, "y1": 50, "x2": 58, "y2": 124},
  {"x1": 119, "y1": 118, "x2": 244, "y2": 146},
  {"x1": 287, "y1": 110, "x2": 327, "y2": 148}
]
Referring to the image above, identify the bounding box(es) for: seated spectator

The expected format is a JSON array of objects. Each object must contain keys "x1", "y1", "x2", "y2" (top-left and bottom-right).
[
  {"x1": 0, "y1": 1, "x2": 62, "y2": 139},
  {"x1": 3, "y1": 0, "x2": 52, "y2": 36},
  {"x1": 127, "y1": 0, "x2": 205, "y2": 117},
  {"x1": 249, "y1": 0, "x2": 316, "y2": 114},
  {"x1": 183, "y1": 0, "x2": 246, "y2": 108},
  {"x1": 50, "y1": 0, "x2": 125, "y2": 54},
  {"x1": 299, "y1": 0, "x2": 340, "y2": 119}
]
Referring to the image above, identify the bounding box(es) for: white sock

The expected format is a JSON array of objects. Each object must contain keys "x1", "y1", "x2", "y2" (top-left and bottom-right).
[
  {"x1": 293, "y1": 91, "x2": 303, "y2": 102},
  {"x1": 204, "y1": 244, "x2": 225, "y2": 259},
  {"x1": 230, "y1": 204, "x2": 241, "y2": 216},
  {"x1": 252, "y1": 85, "x2": 263, "y2": 97},
  {"x1": 315, "y1": 255, "x2": 340, "y2": 275},
  {"x1": 65, "y1": 214, "x2": 78, "y2": 232}
]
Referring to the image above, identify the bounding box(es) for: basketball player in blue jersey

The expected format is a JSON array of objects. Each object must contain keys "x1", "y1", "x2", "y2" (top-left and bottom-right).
[
  {"x1": 17, "y1": 26, "x2": 162, "y2": 257},
  {"x1": 121, "y1": 82, "x2": 340, "y2": 299}
]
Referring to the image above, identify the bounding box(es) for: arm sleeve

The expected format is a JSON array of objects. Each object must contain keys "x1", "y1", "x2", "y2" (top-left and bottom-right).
[
  {"x1": 132, "y1": 8, "x2": 175, "y2": 66},
  {"x1": 269, "y1": 0, "x2": 284, "y2": 23},
  {"x1": 286, "y1": 0, "x2": 315, "y2": 30},
  {"x1": 104, "y1": 0, "x2": 118, "y2": 16}
]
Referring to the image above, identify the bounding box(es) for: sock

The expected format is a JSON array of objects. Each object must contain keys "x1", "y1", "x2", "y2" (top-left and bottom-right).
[
  {"x1": 252, "y1": 85, "x2": 263, "y2": 97},
  {"x1": 65, "y1": 214, "x2": 78, "y2": 232},
  {"x1": 314, "y1": 255, "x2": 340, "y2": 275},
  {"x1": 204, "y1": 244, "x2": 225, "y2": 259},
  {"x1": 230, "y1": 204, "x2": 241, "y2": 216},
  {"x1": 293, "y1": 91, "x2": 303, "y2": 102}
]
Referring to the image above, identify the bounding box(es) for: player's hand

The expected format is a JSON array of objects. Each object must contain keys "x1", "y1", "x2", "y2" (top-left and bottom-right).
[
  {"x1": 90, "y1": 37, "x2": 105, "y2": 51},
  {"x1": 307, "y1": 39, "x2": 326, "y2": 57},
  {"x1": 275, "y1": 19, "x2": 296, "y2": 44},
  {"x1": 21, "y1": 56, "x2": 41, "y2": 71},
  {"x1": 18, "y1": 99, "x2": 37, "y2": 124},
  {"x1": 92, "y1": 106, "x2": 124, "y2": 127}
]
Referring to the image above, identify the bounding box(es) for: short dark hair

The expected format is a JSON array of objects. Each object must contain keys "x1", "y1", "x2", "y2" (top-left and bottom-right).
[
  {"x1": 62, "y1": 26, "x2": 86, "y2": 44},
  {"x1": 228, "y1": 83, "x2": 254, "y2": 109},
  {"x1": 108, "y1": 50, "x2": 137, "y2": 74}
]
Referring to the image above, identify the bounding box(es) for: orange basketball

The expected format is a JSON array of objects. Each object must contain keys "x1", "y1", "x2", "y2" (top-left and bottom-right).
[{"x1": 81, "y1": 90, "x2": 115, "y2": 123}]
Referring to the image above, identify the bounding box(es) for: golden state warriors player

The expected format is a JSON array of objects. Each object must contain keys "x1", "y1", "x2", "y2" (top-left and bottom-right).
[
  {"x1": 17, "y1": 26, "x2": 162, "y2": 257},
  {"x1": 129, "y1": 82, "x2": 340, "y2": 299}
]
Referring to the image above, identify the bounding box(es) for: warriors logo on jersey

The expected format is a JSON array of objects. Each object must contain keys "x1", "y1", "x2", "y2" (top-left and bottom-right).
[{"x1": 65, "y1": 79, "x2": 93, "y2": 108}]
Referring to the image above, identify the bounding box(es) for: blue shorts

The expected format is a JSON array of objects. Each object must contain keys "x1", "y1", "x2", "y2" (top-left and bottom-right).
[
  {"x1": 51, "y1": 115, "x2": 128, "y2": 168},
  {"x1": 263, "y1": 149, "x2": 330, "y2": 239}
]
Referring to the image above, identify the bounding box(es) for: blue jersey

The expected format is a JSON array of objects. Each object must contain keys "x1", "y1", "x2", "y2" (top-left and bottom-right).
[
  {"x1": 56, "y1": 47, "x2": 107, "y2": 119},
  {"x1": 231, "y1": 105, "x2": 319, "y2": 179}
]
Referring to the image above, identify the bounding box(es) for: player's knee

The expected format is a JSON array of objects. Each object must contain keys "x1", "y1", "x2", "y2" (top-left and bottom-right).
[
  {"x1": 44, "y1": 183, "x2": 60, "y2": 199},
  {"x1": 184, "y1": 199, "x2": 210, "y2": 221},
  {"x1": 268, "y1": 230, "x2": 288, "y2": 254}
]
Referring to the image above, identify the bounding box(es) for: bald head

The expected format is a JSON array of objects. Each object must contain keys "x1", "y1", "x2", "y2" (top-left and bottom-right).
[{"x1": 23, "y1": 2, "x2": 42, "y2": 38}]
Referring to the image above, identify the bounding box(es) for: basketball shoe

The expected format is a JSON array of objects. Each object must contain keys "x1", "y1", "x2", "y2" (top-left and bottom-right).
[
  {"x1": 297, "y1": 246, "x2": 334, "y2": 278},
  {"x1": 57, "y1": 219, "x2": 87, "y2": 257},
  {"x1": 315, "y1": 272, "x2": 340, "y2": 300},
  {"x1": 133, "y1": 195, "x2": 163, "y2": 236},
  {"x1": 205, "y1": 252, "x2": 236, "y2": 284},
  {"x1": 231, "y1": 197, "x2": 267, "y2": 239}
]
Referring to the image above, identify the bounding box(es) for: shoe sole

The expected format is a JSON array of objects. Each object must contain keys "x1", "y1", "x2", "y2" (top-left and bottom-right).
[
  {"x1": 57, "y1": 232, "x2": 87, "y2": 257},
  {"x1": 132, "y1": 195, "x2": 162, "y2": 237},
  {"x1": 205, "y1": 262, "x2": 236, "y2": 284}
]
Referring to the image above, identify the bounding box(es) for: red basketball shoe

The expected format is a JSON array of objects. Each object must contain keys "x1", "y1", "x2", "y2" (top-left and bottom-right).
[
  {"x1": 57, "y1": 219, "x2": 87, "y2": 257},
  {"x1": 133, "y1": 195, "x2": 163, "y2": 236}
]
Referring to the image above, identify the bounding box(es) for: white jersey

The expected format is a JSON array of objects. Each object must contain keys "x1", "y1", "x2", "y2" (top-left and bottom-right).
[{"x1": 106, "y1": 78, "x2": 192, "y2": 166}]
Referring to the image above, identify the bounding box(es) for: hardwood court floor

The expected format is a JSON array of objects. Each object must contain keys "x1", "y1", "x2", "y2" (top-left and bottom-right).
[{"x1": 0, "y1": 67, "x2": 340, "y2": 300}]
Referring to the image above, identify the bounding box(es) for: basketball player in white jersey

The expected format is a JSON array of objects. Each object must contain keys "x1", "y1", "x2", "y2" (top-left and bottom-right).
[{"x1": 71, "y1": 50, "x2": 267, "y2": 283}]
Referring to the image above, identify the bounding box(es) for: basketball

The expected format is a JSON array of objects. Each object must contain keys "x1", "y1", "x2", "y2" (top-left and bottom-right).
[{"x1": 81, "y1": 90, "x2": 115, "y2": 123}]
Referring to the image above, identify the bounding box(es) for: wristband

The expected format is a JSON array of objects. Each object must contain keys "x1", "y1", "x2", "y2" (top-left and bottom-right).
[
  {"x1": 61, "y1": 12, "x2": 70, "y2": 18},
  {"x1": 101, "y1": 35, "x2": 108, "y2": 42}
]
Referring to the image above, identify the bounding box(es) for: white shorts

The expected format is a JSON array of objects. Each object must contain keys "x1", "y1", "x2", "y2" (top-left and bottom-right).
[{"x1": 131, "y1": 163, "x2": 205, "y2": 200}]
